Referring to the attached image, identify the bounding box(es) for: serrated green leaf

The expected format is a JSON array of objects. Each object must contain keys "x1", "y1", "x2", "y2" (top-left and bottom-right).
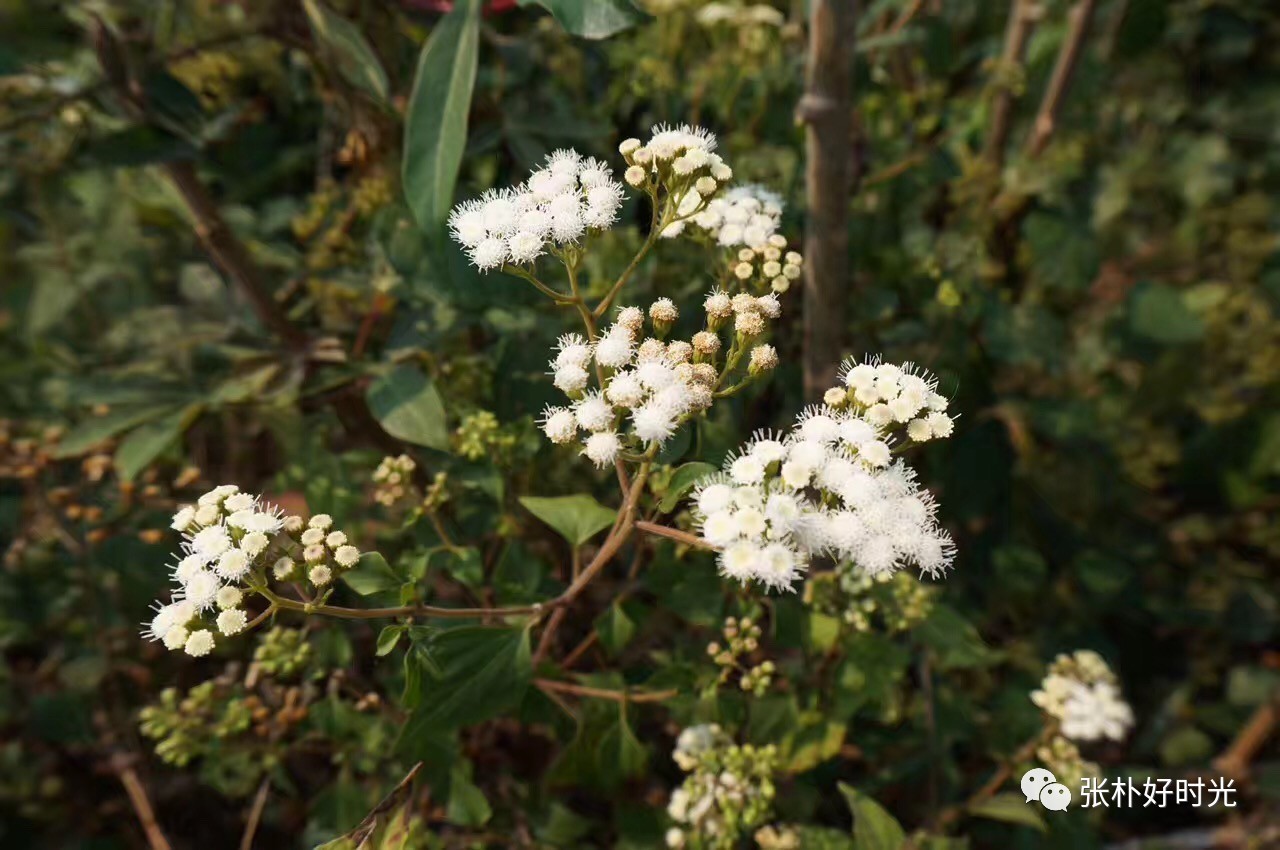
[
  {"x1": 838, "y1": 783, "x2": 906, "y2": 850},
  {"x1": 399, "y1": 625, "x2": 531, "y2": 740},
  {"x1": 303, "y1": 0, "x2": 389, "y2": 102},
  {"x1": 659, "y1": 461, "x2": 717, "y2": 512},
  {"x1": 366, "y1": 365, "x2": 449, "y2": 450},
  {"x1": 516, "y1": 0, "x2": 648, "y2": 39},
  {"x1": 402, "y1": 0, "x2": 481, "y2": 232},
  {"x1": 967, "y1": 792, "x2": 1047, "y2": 832},
  {"x1": 520, "y1": 494, "x2": 616, "y2": 546}
]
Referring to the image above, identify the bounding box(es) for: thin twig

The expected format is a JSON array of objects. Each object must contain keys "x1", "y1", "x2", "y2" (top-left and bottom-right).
[
  {"x1": 983, "y1": 0, "x2": 1039, "y2": 170},
  {"x1": 1212, "y1": 690, "x2": 1278, "y2": 780},
  {"x1": 535, "y1": 679, "x2": 677, "y2": 704},
  {"x1": 238, "y1": 778, "x2": 271, "y2": 850},
  {"x1": 635, "y1": 520, "x2": 717, "y2": 550},
  {"x1": 1023, "y1": 0, "x2": 1097, "y2": 159},
  {"x1": 112, "y1": 758, "x2": 172, "y2": 850}
]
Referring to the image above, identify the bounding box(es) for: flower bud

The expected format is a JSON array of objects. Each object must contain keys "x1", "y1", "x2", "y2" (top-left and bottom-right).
[
  {"x1": 625, "y1": 165, "x2": 646, "y2": 187},
  {"x1": 749, "y1": 344, "x2": 778, "y2": 375},
  {"x1": 649, "y1": 297, "x2": 678, "y2": 336}
]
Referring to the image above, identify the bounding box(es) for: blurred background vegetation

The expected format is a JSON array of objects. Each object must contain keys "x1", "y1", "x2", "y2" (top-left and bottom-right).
[{"x1": 1, "y1": 0, "x2": 1278, "y2": 847}]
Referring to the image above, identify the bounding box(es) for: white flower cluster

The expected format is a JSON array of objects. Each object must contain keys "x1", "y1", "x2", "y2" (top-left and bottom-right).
[
  {"x1": 448, "y1": 149, "x2": 625, "y2": 270},
  {"x1": 831, "y1": 357, "x2": 955, "y2": 442},
  {"x1": 541, "y1": 310, "x2": 715, "y2": 468},
  {"x1": 540, "y1": 289, "x2": 787, "y2": 466},
  {"x1": 690, "y1": 184, "x2": 784, "y2": 250},
  {"x1": 143, "y1": 485, "x2": 361, "y2": 656},
  {"x1": 689, "y1": 359, "x2": 957, "y2": 593},
  {"x1": 618, "y1": 124, "x2": 732, "y2": 237},
  {"x1": 666, "y1": 724, "x2": 778, "y2": 850},
  {"x1": 1031, "y1": 650, "x2": 1135, "y2": 743}
]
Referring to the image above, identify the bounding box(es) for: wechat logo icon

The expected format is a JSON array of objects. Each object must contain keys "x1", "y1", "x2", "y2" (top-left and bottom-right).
[{"x1": 1022, "y1": 768, "x2": 1072, "y2": 811}]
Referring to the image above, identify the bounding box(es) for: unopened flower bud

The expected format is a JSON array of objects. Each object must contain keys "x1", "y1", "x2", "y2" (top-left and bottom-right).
[
  {"x1": 692, "y1": 331, "x2": 721, "y2": 359},
  {"x1": 649, "y1": 297, "x2": 678, "y2": 336},
  {"x1": 695, "y1": 176, "x2": 717, "y2": 195},
  {"x1": 824, "y1": 387, "x2": 848, "y2": 408},
  {"x1": 625, "y1": 165, "x2": 646, "y2": 187},
  {"x1": 619, "y1": 138, "x2": 641, "y2": 156}
]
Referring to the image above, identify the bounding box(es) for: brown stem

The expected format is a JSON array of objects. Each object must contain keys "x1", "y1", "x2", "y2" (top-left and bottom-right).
[
  {"x1": 928, "y1": 731, "x2": 1046, "y2": 834},
  {"x1": 163, "y1": 162, "x2": 307, "y2": 349},
  {"x1": 798, "y1": 0, "x2": 857, "y2": 400},
  {"x1": 534, "y1": 679, "x2": 677, "y2": 704},
  {"x1": 263, "y1": 591, "x2": 541, "y2": 621},
  {"x1": 983, "y1": 0, "x2": 1039, "y2": 170},
  {"x1": 635, "y1": 520, "x2": 717, "y2": 550},
  {"x1": 1212, "y1": 691, "x2": 1278, "y2": 780},
  {"x1": 112, "y1": 759, "x2": 172, "y2": 850},
  {"x1": 238, "y1": 778, "x2": 270, "y2": 850},
  {"x1": 1023, "y1": 0, "x2": 1097, "y2": 159}
]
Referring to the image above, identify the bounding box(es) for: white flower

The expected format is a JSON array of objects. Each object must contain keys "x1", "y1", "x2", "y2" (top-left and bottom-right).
[
  {"x1": 173, "y1": 553, "x2": 205, "y2": 585},
  {"x1": 182, "y1": 569, "x2": 221, "y2": 611},
  {"x1": 508, "y1": 230, "x2": 545, "y2": 264},
  {"x1": 197, "y1": 484, "x2": 239, "y2": 506},
  {"x1": 215, "y1": 549, "x2": 250, "y2": 581},
  {"x1": 553, "y1": 364, "x2": 591, "y2": 394},
  {"x1": 574, "y1": 392, "x2": 615, "y2": 432},
  {"x1": 162, "y1": 625, "x2": 189, "y2": 651},
  {"x1": 224, "y1": 492, "x2": 256, "y2": 513},
  {"x1": 541, "y1": 406, "x2": 578, "y2": 444},
  {"x1": 301, "y1": 527, "x2": 325, "y2": 546},
  {"x1": 190, "y1": 525, "x2": 231, "y2": 563},
  {"x1": 625, "y1": 165, "x2": 646, "y2": 187},
  {"x1": 334, "y1": 545, "x2": 361, "y2": 568},
  {"x1": 859, "y1": 440, "x2": 891, "y2": 468},
  {"x1": 184, "y1": 629, "x2": 215, "y2": 657},
  {"x1": 325, "y1": 530, "x2": 348, "y2": 549},
  {"x1": 171, "y1": 506, "x2": 196, "y2": 532},
  {"x1": 594, "y1": 330, "x2": 635, "y2": 369},
  {"x1": 309, "y1": 564, "x2": 333, "y2": 586},
  {"x1": 309, "y1": 514, "x2": 334, "y2": 531},
  {"x1": 632, "y1": 404, "x2": 678, "y2": 443},
  {"x1": 216, "y1": 608, "x2": 248, "y2": 636},
  {"x1": 272, "y1": 556, "x2": 296, "y2": 580},
  {"x1": 729, "y1": 454, "x2": 765, "y2": 485},
  {"x1": 696, "y1": 483, "x2": 735, "y2": 515},
  {"x1": 240, "y1": 531, "x2": 269, "y2": 559},
  {"x1": 605, "y1": 372, "x2": 645, "y2": 408},
  {"x1": 215, "y1": 586, "x2": 243, "y2": 610},
  {"x1": 554, "y1": 333, "x2": 592, "y2": 370},
  {"x1": 471, "y1": 236, "x2": 508, "y2": 270},
  {"x1": 907, "y1": 418, "x2": 932, "y2": 442},
  {"x1": 582, "y1": 431, "x2": 622, "y2": 468},
  {"x1": 144, "y1": 600, "x2": 194, "y2": 642},
  {"x1": 926, "y1": 412, "x2": 954, "y2": 438},
  {"x1": 719, "y1": 542, "x2": 759, "y2": 581}
]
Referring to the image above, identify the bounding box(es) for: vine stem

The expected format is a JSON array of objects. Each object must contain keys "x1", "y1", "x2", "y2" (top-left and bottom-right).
[
  {"x1": 261, "y1": 590, "x2": 541, "y2": 621},
  {"x1": 534, "y1": 679, "x2": 677, "y2": 704}
]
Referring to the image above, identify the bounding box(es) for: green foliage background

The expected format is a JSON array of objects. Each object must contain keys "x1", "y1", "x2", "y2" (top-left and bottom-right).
[{"x1": 1, "y1": 0, "x2": 1278, "y2": 847}]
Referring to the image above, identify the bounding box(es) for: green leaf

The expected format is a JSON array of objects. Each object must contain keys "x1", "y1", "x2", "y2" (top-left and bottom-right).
[
  {"x1": 594, "y1": 602, "x2": 635, "y2": 656},
  {"x1": 597, "y1": 704, "x2": 647, "y2": 779},
  {"x1": 342, "y1": 552, "x2": 403, "y2": 596},
  {"x1": 838, "y1": 783, "x2": 906, "y2": 850},
  {"x1": 114, "y1": 405, "x2": 200, "y2": 482},
  {"x1": 966, "y1": 792, "x2": 1047, "y2": 832},
  {"x1": 520, "y1": 494, "x2": 616, "y2": 546},
  {"x1": 402, "y1": 0, "x2": 481, "y2": 232},
  {"x1": 376, "y1": 625, "x2": 406, "y2": 657},
  {"x1": 400, "y1": 625, "x2": 531, "y2": 739},
  {"x1": 366, "y1": 365, "x2": 449, "y2": 450},
  {"x1": 659, "y1": 461, "x2": 718, "y2": 513},
  {"x1": 53, "y1": 404, "x2": 183, "y2": 458},
  {"x1": 915, "y1": 604, "x2": 999, "y2": 670},
  {"x1": 1129, "y1": 282, "x2": 1203, "y2": 344},
  {"x1": 446, "y1": 761, "x2": 491, "y2": 827},
  {"x1": 516, "y1": 0, "x2": 648, "y2": 39},
  {"x1": 303, "y1": 0, "x2": 389, "y2": 102}
]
